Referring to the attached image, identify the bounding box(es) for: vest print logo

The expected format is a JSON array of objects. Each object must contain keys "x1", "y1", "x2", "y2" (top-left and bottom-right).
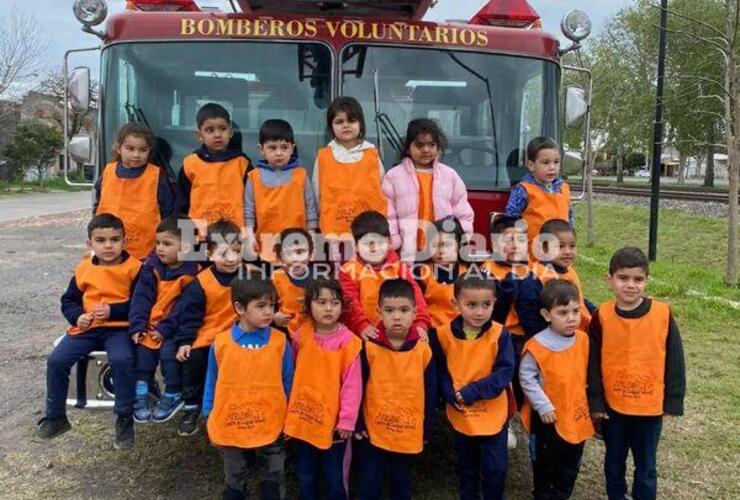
[
  {"x1": 613, "y1": 370, "x2": 655, "y2": 400},
  {"x1": 336, "y1": 200, "x2": 370, "y2": 224},
  {"x1": 202, "y1": 204, "x2": 238, "y2": 225},
  {"x1": 225, "y1": 402, "x2": 267, "y2": 430},
  {"x1": 573, "y1": 401, "x2": 591, "y2": 422},
  {"x1": 375, "y1": 402, "x2": 418, "y2": 433},
  {"x1": 460, "y1": 400, "x2": 488, "y2": 417},
  {"x1": 288, "y1": 390, "x2": 325, "y2": 426}
]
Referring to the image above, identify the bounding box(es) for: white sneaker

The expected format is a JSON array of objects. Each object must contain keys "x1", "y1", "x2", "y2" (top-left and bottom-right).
[{"x1": 507, "y1": 428, "x2": 518, "y2": 449}]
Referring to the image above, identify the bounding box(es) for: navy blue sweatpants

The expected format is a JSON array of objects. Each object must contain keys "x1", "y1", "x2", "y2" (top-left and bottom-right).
[
  {"x1": 358, "y1": 440, "x2": 414, "y2": 500},
  {"x1": 46, "y1": 329, "x2": 135, "y2": 418},
  {"x1": 454, "y1": 425, "x2": 509, "y2": 500},
  {"x1": 134, "y1": 338, "x2": 182, "y2": 393},
  {"x1": 294, "y1": 439, "x2": 348, "y2": 500}
]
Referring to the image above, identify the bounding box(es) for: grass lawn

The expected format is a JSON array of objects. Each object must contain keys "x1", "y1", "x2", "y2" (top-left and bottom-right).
[{"x1": 0, "y1": 176, "x2": 92, "y2": 194}]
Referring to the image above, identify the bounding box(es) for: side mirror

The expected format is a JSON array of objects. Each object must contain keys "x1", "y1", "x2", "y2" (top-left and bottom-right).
[
  {"x1": 68, "y1": 66, "x2": 91, "y2": 113},
  {"x1": 565, "y1": 87, "x2": 588, "y2": 129},
  {"x1": 69, "y1": 135, "x2": 92, "y2": 163}
]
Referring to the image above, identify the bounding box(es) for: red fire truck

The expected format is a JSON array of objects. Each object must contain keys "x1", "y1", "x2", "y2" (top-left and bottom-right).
[{"x1": 62, "y1": 0, "x2": 592, "y2": 406}]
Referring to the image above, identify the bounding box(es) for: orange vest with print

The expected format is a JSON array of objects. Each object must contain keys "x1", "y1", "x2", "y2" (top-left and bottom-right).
[
  {"x1": 341, "y1": 259, "x2": 403, "y2": 325},
  {"x1": 419, "y1": 263, "x2": 467, "y2": 330},
  {"x1": 68, "y1": 256, "x2": 142, "y2": 335},
  {"x1": 599, "y1": 300, "x2": 670, "y2": 416},
  {"x1": 96, "y1": 162, "x2": 161, "y2": 260},
  {"x1": 416, "y1": 171, "x2": 434, "y2": 250},
  {"x1": 521, "y1": 181, "x2": 571, "y2": 244},
  {"x1": 193, "y1": 268, "x2": 237, "y2": 349},
  {"x1": 437, "y1": 323, "x2": 509, "y2": 436},
  {"x1": 249, "y1": 167, "x2": 308, "y2": 262},
  {"x1": 317, "y1": 146, "x2": 386, "y2": 237},
  {"x1": 520, "y1": 330, "x2": 595, "y2": 444},
  {"x1": 272, "y1": 268, "x2": 309, "y2": 334},
  {"x1": 284, "y1": 327, "x2": 362, "y2": 449},
  {"x1": 532, "y1": 261, "x2": 591, "y2": 331},
  {"x1": 182, "y1": 153, "x2": 248, "y2": 234},
  {"x1": 363, "y1": 340, "x2": 432, "y2": 454},
  {"x1": 482, "y1": 260, "x2": 530, "y2": 336},
  {"x1": 207, "y1": 329, "x2": 288, "y2": 448},
  {"x1": 139, "y1": 268, "x2": 197, "y2": 350}
]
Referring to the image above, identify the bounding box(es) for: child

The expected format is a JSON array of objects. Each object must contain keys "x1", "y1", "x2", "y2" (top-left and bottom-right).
[
  {"x1": 382, "y1": 118, "x2": 474, "y2": 261},
  {"x1": 588, "y1": 247, "x2": 685, "y2": 500},
  {"x1": 356, "y1": 279, "x2": 436, "y2": 500},
  {"x1": 339, "y1": 210, "x2": 430, "y2": 341},
  {"x1": 177, "y1": 103, "x2": 251, "y2": 235},
  {"x1": 94, "y1": 123, "x2": 175, "y2": 259},
  {"x1": 173, "y1": 219, "x2": 247, "y2": 436},
  {"x1": 128, "y1": 215, "x2": 199, "y2": 422},
  {"x1": 520, "y1": 280, "x2": 594, "y2": 499},
  {"x1": 504, "y1": 136, "x2": 573, "y2": 250},
  {"x1": 429, "y1": 273, "x2": 514, "y2": 500},
  {"x1": 313, "y1": 96, "x2": 386, "y2": 249},
  {"x1": 272, "y1": 227, "x2": 314, "y2": 334},
  {"x1": 38, "y1": 214, "x2": 141, "y2": 449},
  {"x1": 245, "y1": 119, "x2": 318, "y2": 262},
  {"x1": 203, "y1": 277, "x2": 294, "y2": 500},
  {"x1": 284, "y1": 279, "x2": 362, "y2": 500}
]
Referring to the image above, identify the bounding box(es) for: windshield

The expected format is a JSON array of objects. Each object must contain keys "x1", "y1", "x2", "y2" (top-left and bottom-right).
[
  {"x1": 340, "y1": 45, "x2": 559, "y2": 190},
  {"x1": 101, "y1": 42, "x2": 332, "y2": 175}
]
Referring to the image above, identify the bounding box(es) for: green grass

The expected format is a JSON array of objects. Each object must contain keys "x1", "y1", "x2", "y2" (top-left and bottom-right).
[{"x1": 0, "y1": 175, "x2": 92, "y2": 194}]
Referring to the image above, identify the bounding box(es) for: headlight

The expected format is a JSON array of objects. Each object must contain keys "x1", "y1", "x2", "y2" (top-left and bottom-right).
[
  {"x1": 561, "y1": 10, "x2": 591, "y2": 43},
  {"x1": 73, "y1": 0, "x2": 108, "y2": 27}
]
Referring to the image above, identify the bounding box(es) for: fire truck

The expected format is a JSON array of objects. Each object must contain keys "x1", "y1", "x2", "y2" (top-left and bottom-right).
[{"x1": 62, "y1": 0, "x2": 592, "y2": 407}]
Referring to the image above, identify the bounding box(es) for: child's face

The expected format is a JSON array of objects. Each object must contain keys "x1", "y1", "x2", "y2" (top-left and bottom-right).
[
  {"x1": 408, "y1": 133, "x2": 438, "y2": 168},
  {"x1": 356, "y1": 233, "x2": 390, "y2": 265},
  {"x1": 607, "y1": 267, "x2": 648, "y2": 308},
  {"x1": 310, "y1": 288, "x2": 343, "y2": 331},
  {"x1": 378, "y1": 296, "x2": 416, "y2": 340},
  {"x1": 155, "y1": 231, "x2": 182, "y2": 267},
  {"x1": 209, "y1": 241, "x2": 243, "y2": 274},
  {"x1": 87, "y1": 228, "x2": 125, "y2": 265},
  {"x1": 280, "y1": 242, "x2": 312, "y2": 277},
  {"x1": 117, "y1": 135, "x2": 150, "y2": 168},
  {"x1": 198, "y1": 117, "x2": 233, "y2": 152},
  {"x1": 493, "y1": 226, "x2": 528, "y2": 263},
  {"x1": 258, "y1": 140, "x2": 294, "y2": 169},
  {"x1": 541, "y1": 300, "x2": 580, "y2": 335},
  {"x1": 548, "y1": 230, "x2": 577, "y2": 269},
  {"x1": 432, "y1": 233, "x2": 459, "y2": 266},
  {"x1": 527, "y1": 147, "x2": 560, "y2": 185},
  {"x1": 331, "y1": 111, "x2": 362, "y2": 147},
  {"x1": 454, "y1": 287, "x2": 495, "y2": 330},
  {"x1": 235, "y1": 294, "x2": 275, "y2": 330}
]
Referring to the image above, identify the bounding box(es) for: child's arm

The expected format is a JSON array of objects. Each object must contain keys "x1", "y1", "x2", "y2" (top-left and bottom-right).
[
  {"x1": 492, "y1": 275, "x2": 518, "y2": 325},
  {"x1": 519, "y1": 351, "x2": 555, "y2": 418},
  {"x1": 381, "y1": 174, "x2": 402, "y2": 250},
  {"x1": 311, "y1": 156, "x2": 321, "y2": 207},
  {"x1": 201, "y1": 344, "x2": 218, "y2": 417},
  {"x1": 157, "y1": 172, "x2": 176, "y2": 219},
  {"x1": 243, "y1": 176, "x2": 256, "y2": 231},
  {"x1": 584, "y1": 297, "x2": 597, "y2": 315},
  {"x1": 92, "y1": 176, "x2": 102, "y2": 215},
  {"x1": 663, "y1": 312, "x2": 686, "y2": 416},
  {"x1": 515, "y1": 274, "x2": 548, "y2": 337},
  {"x1": 128, "y1": 265, "x2": 157, "y2": 336},
  {"x1": 281, "y1": 338, "x2": 295, "y2": 399},
  {"x1": 172, "y1": 280, "x2": 206, "y2": 346},
  {"x1": 428, "y1": 329, "x2": 457, "y2": 407},
  {"x1": 504, "y1": 184, "x2": 528, "y2": 218},
  {"x1": 338, "y1": 267, "x2": 373, "y2": 336},
  {"x1": 105, "y1": 270, "x2": 141, "y2": 322},
  {"x1": 175, "y1": 167, "x2": 191, "y2": 215},
  {"x1": 337, "y1": 349, "x2": 363, "y2": 433},
  {"x1": 449, "y1": 171, "x2": 475, "y2": 234},
  {"x1": 60, "y1": 276, "x2": 86, "y2": 326},
  {"x1": 423, "y1": 356, "x2": 437, "y2": 440},
  {"x1": 586, "y1": 311, "x2": 607, "y2": 415},
  {"x1": 458, "y1": 330, "x2": 515, "y2": 405},
  {"x1": 354, "y1": 348, "x2": 370, "y2": 438},
  {"x1": 304, "y1": 175, "x2": 319, "y2": 231},
  {"x1": 399, "y1": 263, "x2": 431, "y2": 332}
]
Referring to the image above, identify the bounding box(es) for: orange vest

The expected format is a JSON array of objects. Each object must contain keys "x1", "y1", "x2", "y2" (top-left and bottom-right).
[
  {"x1": 531, "y1": 262, "x2": 591, "y2": 331},
  {"x1": 317, "y1": 146, "x2": 386, "y2": 237},
  {"x1": 193, "y1": 268, "x2": 237, "y2": 349},
  {"x1": 437, "y1": 323, "x2": 509, "y2": 436},
  {"x1": 416, "y1": 171, "x2": 434, "y2": 250},
  {"x1": 520, "y1": 331, "x2": 595, "y2": 444},
  {"x1": 284, "y1": 328, "x2": 362, "y2": 449},
  {"x1": 272, "y1": 268, "x2": 308, "y2": 334},
  {"x1": 68, "y1": 256, "x2": 142, "y2": 335},
  {"x1": 418, "y1": 263, "x2": 467, "y2": 330},
  {"x1": 599, "y1": 300, "x2": 670, "y2": 416},
  {"x1": 521, "y1": 181, "x2": 571, "y2": 244},
  {"x1": 182, "y1": 153, "x2": 248, "y2": 234},
  {"x1": 96, "y1": 162, "x2": 161, "y2": 260},
  {"x1": 249, "y1": 167, "x2": 308, "y2": 262},
  {"x1": 139, "y1": 268, "x2": 196, "y2": 350},
  {"x1": 341, "y1": 259, "x2": 403, "y2": 325},
  {"x1": 206, "y1": 329, "x2": 288, "y2": 448},
  {"x1": 482, "y1": 260, "x2": 530, "y2": 336},
  {"x1": 363, "y1": 340, "x2": 432, "y2": 454}
]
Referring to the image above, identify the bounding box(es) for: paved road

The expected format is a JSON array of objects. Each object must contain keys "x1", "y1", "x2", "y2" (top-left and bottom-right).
[{"x1": 0, "y1": 191, "x2": 92, "y2": 223}]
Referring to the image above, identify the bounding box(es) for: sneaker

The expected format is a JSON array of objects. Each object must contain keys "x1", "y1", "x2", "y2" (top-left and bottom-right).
[
  {"x1": 114, "y1": 415, "x2": 135, "y2": 450},
  {"x1": 507, "y1": 427, "x2": 518, "y2": 449},
  {"x1": 152, "y1": 392, "x2": 184, "y2": 422},
  {"x1": 133, "y1": 393, "x2": 151, "y2": 423},
  {"x1": 37, "y1": 416, "x2": 71, "y2": 439},
  {"x1": 177, "y1": 407, "x2": 200, "y2": 436}
]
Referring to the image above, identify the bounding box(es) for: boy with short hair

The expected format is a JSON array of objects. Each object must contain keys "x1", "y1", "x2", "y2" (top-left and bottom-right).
[
  {"x1": 520, "y1": 280, "x2": 594, "y2": 500},
  {"x1": 128, "y1": 215, "x2": 199, "y2": 423},
  {"x1": 177, "y1": 103, "x2": 252, "y2": 235},
  {"x1": 38, "y1": 213, "x2": 141, "y2": 449},
  {"x1": 271, "y1": 227, "x2": 314, "y2": 334},
  {"x1": 429, "y1": 273, "x2": 514, "y2": 500},
  {"x1": 505, "y1": 136, "x2": 573, "y2": 251},
  {"x1": 588, "y1": 247, "x2": 685, "y2": 500},
  {"x1": 244, "y1": 119, "x2": 318, "y2": 262},
  {"x1": 204, "y1": 277, "x2": 293, "y2": 500},
  {"x1": 356, "y1": 279, "x2": 436, "y2": 500},
  {"x1": 339, "y1": 210, "x2": 430, "y2": 341}
]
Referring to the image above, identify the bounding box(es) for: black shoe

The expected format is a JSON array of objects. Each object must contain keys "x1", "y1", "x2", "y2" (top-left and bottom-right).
[
  {"x1": 177, "y1": 408, "x2": 200, "y2": 436},
  {"x1": 114, "y1": 414, "x2": 135, "y2": 450},
  {"x1": 260, "y1": 480, "x2": 281, "y2": 500},
  {"x1": 36, "y1": 416, "x2": 71, "y2": 439}
]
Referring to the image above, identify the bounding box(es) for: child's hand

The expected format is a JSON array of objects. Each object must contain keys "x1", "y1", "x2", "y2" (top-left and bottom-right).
[
  {"x1": 454, "y1": 391, "x2": 466, "y2": 409},
  {"x1": 360, "y1": 325, "x2": 379, "y2": 340},
  {"x1": 591, "y1": 412, "x2": 608, "y2": 438},
  {"x1": 541, "y1": 411, "x2": 557, "y2": 424},
  {"x1": 354, "y1": 431, "x2": 369, "y2": 440},
  {"x1": 131, "y1": 332, "x2": 143, "y2": 344},
  {"x1": 416, "y1": 327, "x2": 429, "y2": 342},
  {"x1": 335, "y1": 428, "x2": 353, "y2": 440},
  {"x1": 176, "y1": 344, "x2": 192, "y2": 362},
  {"x1": 77, "y1": 313, "x2": 94, "y2": 330},
  {"x1": 150, "y1": 330, "x2": 163, "y2": 342},
  {"x1": 273, "y1": 312, "x2": 294, "y2": 327},
  {"x1": 92, "y1": 303, "x2": 111, "y2": 320}
]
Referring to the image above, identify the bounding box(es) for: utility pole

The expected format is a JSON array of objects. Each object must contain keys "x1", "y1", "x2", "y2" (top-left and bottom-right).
[{"x1": 649, "y1": 0, "x2": 668, "y2": 261}]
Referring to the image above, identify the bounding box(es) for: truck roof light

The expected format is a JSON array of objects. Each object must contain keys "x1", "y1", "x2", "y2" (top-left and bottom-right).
[{"x1": 469, "y1": 0, "x2": 540, "y2": 29}]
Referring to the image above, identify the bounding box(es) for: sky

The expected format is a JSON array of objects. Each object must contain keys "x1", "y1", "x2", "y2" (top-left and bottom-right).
[{"x1": 3, "y1": 0, "x2": 632, "y2": 93}]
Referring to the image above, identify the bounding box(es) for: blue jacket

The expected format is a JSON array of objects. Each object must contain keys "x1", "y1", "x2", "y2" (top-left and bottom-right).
[{"x1": 504, "y1": 173, "x2": 574, "y2": 227}]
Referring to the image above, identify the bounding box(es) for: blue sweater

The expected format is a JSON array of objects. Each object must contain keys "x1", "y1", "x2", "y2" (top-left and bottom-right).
[
  {"x1": 93, "y1": 162, "x2": 175, "y2": 219},
  {"x1": 504, "y1": 173, "x2": 574, "y2": 227}
]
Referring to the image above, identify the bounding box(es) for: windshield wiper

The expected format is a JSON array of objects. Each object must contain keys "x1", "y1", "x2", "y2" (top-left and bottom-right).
[{"x1": 373, "y1": 69, "x2": 403, "y2": 160}]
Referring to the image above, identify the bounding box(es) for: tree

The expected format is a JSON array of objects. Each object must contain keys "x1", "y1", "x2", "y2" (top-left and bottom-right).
[
  {"x1": 0, "y1": 11, "x2": 47, "y2": 98},
  {"x1": 3, "y1": 121, "x2": 63, "y2": 187},
  {"x1": 36, "y1": 70, "x2": 98, "y2": 139}
]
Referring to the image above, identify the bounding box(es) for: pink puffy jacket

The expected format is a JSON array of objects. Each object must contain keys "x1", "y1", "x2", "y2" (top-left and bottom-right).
[{"x1": 381, "y1": 157, "x2": 474, "y2": 257}]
